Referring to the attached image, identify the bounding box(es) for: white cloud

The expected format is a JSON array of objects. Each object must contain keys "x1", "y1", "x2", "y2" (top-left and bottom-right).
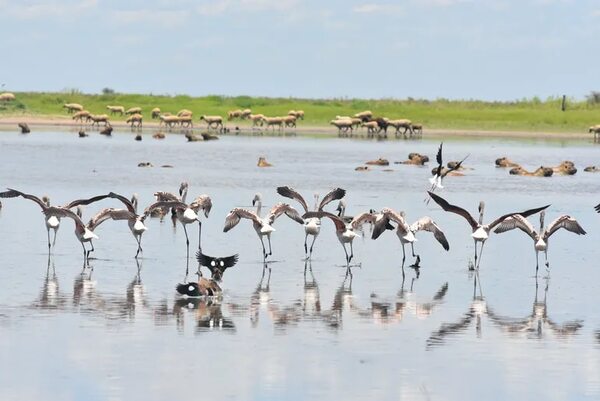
[
  {"x1": 0, "y1": 0, "x2": 97, "y2": 19},
  {"x1": 352, "y1": 3, "x2": 403, "y2": 14},
  {"x1": 592, "y1": 9, "x2": 600, "y2": 17}
]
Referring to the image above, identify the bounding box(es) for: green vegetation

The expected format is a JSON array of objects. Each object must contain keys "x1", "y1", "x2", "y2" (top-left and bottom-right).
[{"x1": 1, "y1": 91, "x2": 599, "y2": 132}]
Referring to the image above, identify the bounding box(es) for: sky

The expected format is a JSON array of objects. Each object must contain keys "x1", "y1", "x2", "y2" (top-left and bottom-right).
[{"x1": 0, "y1": 0, "x2": 598, "y2": 101}]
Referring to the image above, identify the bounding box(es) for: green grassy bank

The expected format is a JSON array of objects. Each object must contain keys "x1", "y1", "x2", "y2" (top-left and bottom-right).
[{"x1": 1, "y1": 91, "x2": 599, "y2": 132}]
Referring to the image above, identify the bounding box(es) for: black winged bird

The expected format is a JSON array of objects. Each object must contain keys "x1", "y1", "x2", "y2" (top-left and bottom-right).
[
  {"x1": 196, "y1": 251, "x2": 239, "y2": 281},
  {"x1": 176, "y1": 272, "x2": 222, "y2": 297}
]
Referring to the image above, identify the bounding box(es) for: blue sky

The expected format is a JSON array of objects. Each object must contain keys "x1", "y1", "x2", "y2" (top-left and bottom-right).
[{"x1": 0, "y1": 0, "x2": 598, "y2": 100}]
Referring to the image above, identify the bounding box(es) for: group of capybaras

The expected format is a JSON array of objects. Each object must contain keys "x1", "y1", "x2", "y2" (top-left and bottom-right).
[{"x1": 0, "y1": 143, "x2": 592, "y2": 297}]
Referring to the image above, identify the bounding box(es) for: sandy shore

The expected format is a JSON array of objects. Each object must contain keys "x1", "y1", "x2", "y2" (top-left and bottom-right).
[{"x1": 0, "y1": 115, "x2": 592, "y2": 140}]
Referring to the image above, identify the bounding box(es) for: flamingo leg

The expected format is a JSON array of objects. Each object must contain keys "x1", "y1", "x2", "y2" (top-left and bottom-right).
[
  {"x1": 476, "y1": 241, "x2": 486, "y2": 270},
  {"x1": 182, "y1": 224, "x2": 190, "y2": 259},
  {"x1": 52, "y1": 228, "x2": 58, "y2": 248},
  {"x1": 411, "y1": 242, "x2": 416, "y2": 257},
  {"x1": 401, "y1": 243, "x2": 406, "y2": 265},
  {"x1": 304, "y1": 233, "x2": 308, "y2": 255},
  {"x1": 135, "y1": 235, "x2": 143, "y2": 258},
  {"x1": 259, "y1": 236, "x2": 267, "y2": 259},
  {"x1": 341, "y1": 242, "x2": 350, "y2": 265},
  {"x1": 47, "y1": 228, "x2": 51, "y2": 252},
  {"x1": 349, "y1": 241, "x2": 354, "y2": 263},
  {"x1": 544, "y1": 250, "x2": 549, "y2": 268},
  {"x1": 535, "y1": 251, "x2": 539, "y2": 276},
  {"x1": 197, "y1": 221, "x2": 202, "y2": 252},
  {"x1": 267, "y1": 235, "x2": 272, "y2": 256},
  {"x1": 309, "y1": 235, "x2": 317, "y2": 258}
]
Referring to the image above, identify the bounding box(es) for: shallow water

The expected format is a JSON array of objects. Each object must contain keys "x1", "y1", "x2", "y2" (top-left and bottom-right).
[{"x1": 0, "y1": 128, "x2": 599, "y2": 401}]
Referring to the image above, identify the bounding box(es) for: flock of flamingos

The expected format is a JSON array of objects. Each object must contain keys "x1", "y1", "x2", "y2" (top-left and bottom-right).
[{"x1": 0, "y1": 143, "x2": 591, "y2": 297}]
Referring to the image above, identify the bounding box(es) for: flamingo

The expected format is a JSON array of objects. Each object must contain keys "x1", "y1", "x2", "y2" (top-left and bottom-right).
[
  {"x1": 276, "y1": 186, "x2": 346, "y2": 258},
  {"x1": 427, "y1": 191, "x2": 549, "y2": 269},
  {"x1": 371, "y1": 208, "x2": 449, "y2": 267},
  {"x1": 223, "y1": 194, "x2": 304, "y2": 260},
  {"x1": 302, "y1": 211, "x2": 375, "y2": 266},
  {"x1": 493, "y1": 210, "x2": 586, "y2": 274},
  {"x1": 85, "y1": 192, "x2": 149, "y2": 258},
  {"x1": 0, "y1": 189, "x2": 109, "y2": 252}
]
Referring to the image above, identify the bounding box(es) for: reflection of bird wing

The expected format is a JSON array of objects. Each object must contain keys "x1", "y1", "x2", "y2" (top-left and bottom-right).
[
  {"x1": 1, "y1": 188, "x2": 47, "y2": 210},
  {"x1": 486, "y1": 307, "x2": 533, "y2": 332},
  {"x1": 427, "y1": 192, "x2": 478, "y2": 229},
  {"x1": 426, "y1": 312, "x2": 474, "y2": 348},
  {"x1": 143, "y1": 201, "x2": 187, "y2": 217},
  {"x1": 64, "y1": 194, "x2": 110, "y2": 209},
  {"x1": 108, "y1": 192, "x2": 136, "y2": 213},
  {"x1": 351, "y1": 212, "x2": 376, "y2": 230},
  {"x1": 190, "y1": 195, "x2": 212, "y2": 217},
  {"x1": 488, "y1": 204, "x2": 551, "y2": 231},
  {"x1": 410, "y1": 216, "x2": 449, "y2": 251},
  {"x1": 544, "y1": 215, "x2": 586, "y2": 239},
  {"x1": 267, "y1": 203, "x2": 304, "y2": 225},
  {"x1": 276, "y1": 186, "x2": 308, "y2": 213},
  {"x1": 88, "y1": 208, "x2": 135, "y2": 230},
  {"x1": 493, "y1": 214, "x2": 537, "y2": 240},
  {"x1": 318, "y1": 188, "x2": 346, "y2": 211},
  {"x1": 432, "y1": 282, "x2": 449, "y2": 301},
  {"x1": 546, "y1": 319, "x2": 584, "y2": 336},
  {"x1": 223, "y1": 208, "x2": 261, "y2": 232}
]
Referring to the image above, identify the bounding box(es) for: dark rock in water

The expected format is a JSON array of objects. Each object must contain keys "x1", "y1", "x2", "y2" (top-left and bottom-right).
[
  {"x1": 100, "y1": 126, "x2": 113, "y2": 136},
  {"x1": 201, "y1": 132, "x2": 219, "y2": 141},
  {"x1": 185, "y1": 133, "x2": 202, "y2": 142},
  {"x1": 160, "y1": 165, "x2": 174, "y2": 168},
  {"x1": 18, "y1": 123, "x2": 30, "y2": 134},
  {"x1": 78, "y1": 130, "x2": 88, "y2": 137},
  {"x1": 138, "y1": 162, "x2": 153, "y2": 168},
  {"x1": 135, "y1": 134, "x2": 142, "y2": 141}
]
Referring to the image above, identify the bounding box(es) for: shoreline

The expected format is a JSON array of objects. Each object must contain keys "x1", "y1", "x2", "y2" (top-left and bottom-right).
[{"x1": 0, "y1": 115, "x2": 592, "y2": 140}]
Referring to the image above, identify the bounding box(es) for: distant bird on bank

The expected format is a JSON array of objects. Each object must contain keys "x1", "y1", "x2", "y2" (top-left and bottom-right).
[
  {"x1": 371, "y1": 208, "x2": 449, "y2": 267},
  {"x1": 223, "y1": 193, "x2": 304, "y2": 260},
  {"x1": 427, "y1": 143, "x2": 469, "y2": 201},
  {"x1": 303, "y1": 211, "x2": 375, "y2": 265},
  {"x1": 494, "y1": 210, "x2": 586, "y2": 274},
  {"x1": 196, "y1": 251, "x2": 239, "y2": 281},
  {"x1": 276, "y1": 186, "x2": 346, "y2": 258},
  {"x1": 427, "y1": 191, "x2": 550, "y2": 269},
  {"x1": 0, "y1": 189, "x2": 109, "y2": 252}
]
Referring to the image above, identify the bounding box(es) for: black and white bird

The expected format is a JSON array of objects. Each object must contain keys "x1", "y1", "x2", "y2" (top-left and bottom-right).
[
  {"x1": 176, "y1": 272, "x2": 222, "y2": 297},
  {"x1": 493, "y1": 210, "x2": 586, "y2": 274},
  {"x1": 196, "y1": 251, "x2": 239, "y2": 281},
  {"x1": 276, "y1": 186, "x2": 346, "y2": 258},
  {"x1": 371, "y1": 208, "x2": 449, "y2": 267},
  {"x1": 427, "y1": 191, "x2": 549, "y2": 269},
  {"x1": 428, "y1": 143, "x2": 469, "y2": 195}
]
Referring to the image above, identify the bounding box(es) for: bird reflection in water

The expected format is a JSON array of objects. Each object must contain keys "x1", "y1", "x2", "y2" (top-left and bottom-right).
[
  {"x1": 302, "y1": 260, "x2": 321, "y2": 317},
  {"x1": 173, "y1": 297, "x2": 235, "y2": 333},
  {"x1": 33, "y1": 255, "x2": 66, "y2": 309},
  {"x1": 73, "y1": 262, "x2": 98, "y2": 309},
  {"x1": 124, "y1": 259, "x2": 149, "y2": 319},
  {"x1": 248, "y1": 262, "x2": 272, "y2": 327},
  {"x1": 427, "y1": 271, "x2": 486, "y2": 348},
  {"x1": 486, "y1": 278, "x2": 583, "y2": 339}
]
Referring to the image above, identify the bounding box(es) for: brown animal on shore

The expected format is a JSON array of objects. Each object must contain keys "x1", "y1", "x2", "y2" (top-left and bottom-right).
[
  {"x1": 18, "y1": 123, "x2": 30, "y2": 134},
  {"x1": 366, "y1": 158, "x2": 389, "y2": 166},
  {"x1": 0, "y1": 92, "x2": 16, "y2": 102},
  {"x1": 106, "y1": 105, "x2": 125, "y2": 115},
  {"x1": 551, "y1": 161, "x2": 577, "y2": 175},
  {"x1": 72, "y1": 110, "x2": 91, "y2": 123},
  {"x1": 509, "y1": 166, "x2": 553, "y2": 177},
  {"x1": 589, "y1": 124, "x2": 600, "y2": 140},
  {"x1": 411, "y1": 123, "x2": 423, "y2": 135},
  {"x1": 126, "y1": 113, "x2": 143, "y2": 128},
  {"x1": 88, "y1": 114, "x2": 111, "y2": 127},
  {"x1": 151, "y1": 108, "x2": 161, "y2": 119},
  {"x1": 63, "y1": 103, "x2": 83, "y2": 113},
  {"x1": 125, "y1": 107, "x2": 142, "y2": 115},
  {"x1": 495, "y1": 157, "x2": 520, "y2": 168},
  {"x1": 257, "y1": 157, "x2": 272, "y2": 167}
]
